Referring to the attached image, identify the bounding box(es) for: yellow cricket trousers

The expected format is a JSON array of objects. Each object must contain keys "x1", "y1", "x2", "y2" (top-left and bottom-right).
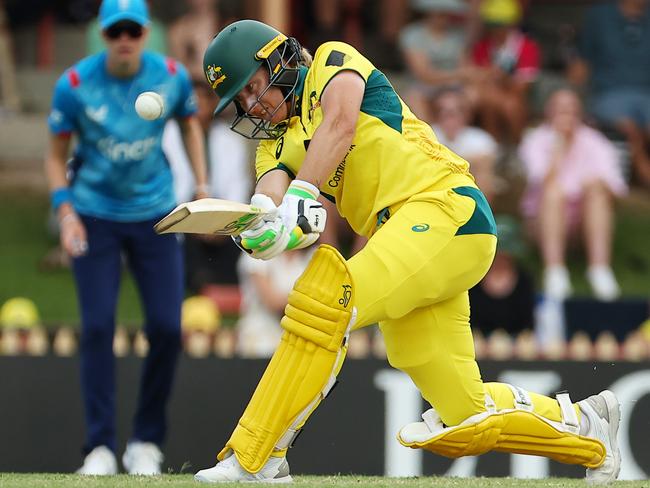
[{"x1": 348, "y1": 186, "x2": 567, "y2": 426}]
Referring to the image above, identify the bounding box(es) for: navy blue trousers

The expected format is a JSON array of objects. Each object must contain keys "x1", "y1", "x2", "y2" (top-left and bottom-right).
[{"x1": 72, "y1": 214, "x2": 183, "y2": 454}]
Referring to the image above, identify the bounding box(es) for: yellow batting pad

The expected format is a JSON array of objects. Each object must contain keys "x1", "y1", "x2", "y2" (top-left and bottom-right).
[
  {"x1": 218, "y1": 245, "x2": 355, "y2": 473},
  {"x1": 399, "y1": 390, "x2": 606, "y2": 469}
]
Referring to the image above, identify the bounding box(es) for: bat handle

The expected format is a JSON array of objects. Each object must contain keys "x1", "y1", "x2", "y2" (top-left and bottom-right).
[{"x1": 286, "y1": 226, "x2": 305, "y2": 250}]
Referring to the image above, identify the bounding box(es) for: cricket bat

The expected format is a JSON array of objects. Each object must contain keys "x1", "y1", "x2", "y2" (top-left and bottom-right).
[{"x1": 154, "y1": 198, "x2": 270, "y2": 236}]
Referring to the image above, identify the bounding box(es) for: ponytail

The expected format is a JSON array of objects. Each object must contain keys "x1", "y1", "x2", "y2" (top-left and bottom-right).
[{"x1": 299, "y1": 47, "x2": 313, "y2": 67}]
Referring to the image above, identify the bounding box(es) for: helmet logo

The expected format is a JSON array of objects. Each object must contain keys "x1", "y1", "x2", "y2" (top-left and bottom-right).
[
  {"x1": 205, "y1": 64, "x2": 226, "y2": 89},
  {"x1": 256, "y1": 33, "x2": 288, "y2": 60}
]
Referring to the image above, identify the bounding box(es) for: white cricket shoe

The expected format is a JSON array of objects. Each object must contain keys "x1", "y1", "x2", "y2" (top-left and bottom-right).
[
  {"x1": 578, "y1": 390, "x2": 621, "y2": 484},
  {"x1": 544, "y1": 265, "x2": 572, "y2": 300},
  {"x1": 586, "y1": 266, "x2": 621, "y2": 302},
  {"x1": 194, "y1": 452, "x2": 292, "y2": 483},
  {"x1": 122, "y1": 441, "x2": 163, "y2": 475},
  {"x1": 77, "y1": 445, "x2": 118, "y2": 475}
]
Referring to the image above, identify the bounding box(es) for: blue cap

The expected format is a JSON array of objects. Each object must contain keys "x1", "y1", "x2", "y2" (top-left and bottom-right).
[{"x1": 99, "y1": 0, "x2": 150, "y2": 30}]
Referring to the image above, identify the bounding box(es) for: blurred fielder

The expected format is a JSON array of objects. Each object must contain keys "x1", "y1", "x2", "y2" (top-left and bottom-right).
[
  {"x1": 44, "y1": 0, "x2": 208, "y2": 476},
  {"x1": 194, "y1": 19, "x2": 621, "y2": 484}
]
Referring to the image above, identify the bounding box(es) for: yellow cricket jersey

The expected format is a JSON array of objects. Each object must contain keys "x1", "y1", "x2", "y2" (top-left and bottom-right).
[{"x1": 255, "y1": 41, "x2": 477, "y2": 237}]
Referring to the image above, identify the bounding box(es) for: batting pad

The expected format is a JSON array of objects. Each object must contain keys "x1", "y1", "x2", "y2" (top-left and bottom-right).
[
  {"x1": 218, "y1": 245, "x2": 356, "y2": 473},
  {"x1": 399, "y1": 389, "x2": 605, "y2": 468}
]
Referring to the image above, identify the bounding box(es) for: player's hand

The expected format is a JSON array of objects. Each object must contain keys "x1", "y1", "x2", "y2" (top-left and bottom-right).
[
  {"x1": 278, "y1": 180, "x2": 327, "y2": 240},
  {"x1": 59, "y1": 212, "x2": 88, "y2": 258},
  {"x1": 233, "y1": 194, "x2": 290, "y2": 260}
]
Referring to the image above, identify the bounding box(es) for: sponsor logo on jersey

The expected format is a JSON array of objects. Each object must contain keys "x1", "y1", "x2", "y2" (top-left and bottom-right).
[
  {"x1": 412, "y1": 223, "x2": 430, "y2": 232},
  {"x1": 327, "y1": 144, "x2": 355, "y2": 188},
  {"x1": 275, "y1": 136, "x2": 284, "y2": 159},
  {"x1": 85, "y1": 105, "x2": 108, "y2": 123},
  {"x1": 98, "y1": 136, "x2": 157, "y2": 162},
  {"x1": 308, "y1": 91, "x2": 321, "y2": 121},
  {"x1": 49, "y1": 109, "x2": 64, "y2": 125},
  {"x1": 205, "y1": 64, "x2": 226, "y2": 89}
]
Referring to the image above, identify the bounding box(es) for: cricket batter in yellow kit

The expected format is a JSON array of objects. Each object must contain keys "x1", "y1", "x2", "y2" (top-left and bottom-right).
[{"x1": 194, "y1": 20, "x2": 621, "y2": 484}]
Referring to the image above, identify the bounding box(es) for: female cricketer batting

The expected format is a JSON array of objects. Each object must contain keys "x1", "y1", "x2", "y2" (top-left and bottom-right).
[{"x1": 194, "y1": 19, "x2": 620, "y2": 484}]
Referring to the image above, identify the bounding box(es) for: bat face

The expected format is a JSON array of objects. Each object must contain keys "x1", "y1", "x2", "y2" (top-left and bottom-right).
[
  {"x1": 154, "y1": 199, "x2": 270, "y2": 236},
  {"x1": 212, "y1": 211, "x2": 264, "y2": 235}
]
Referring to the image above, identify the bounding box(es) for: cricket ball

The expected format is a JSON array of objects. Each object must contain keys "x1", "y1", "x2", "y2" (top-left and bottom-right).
[{"x1": 135, "y1": 91, "x2": 165, "y2": 120}]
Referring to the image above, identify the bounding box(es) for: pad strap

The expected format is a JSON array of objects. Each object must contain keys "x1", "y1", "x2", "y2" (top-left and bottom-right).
[
  {"x1": 556, "y1": 391, "x2": 580, "y2": 434},
  {"x1": 506, "y1": 384, "x2": 534, "y2": 412}
]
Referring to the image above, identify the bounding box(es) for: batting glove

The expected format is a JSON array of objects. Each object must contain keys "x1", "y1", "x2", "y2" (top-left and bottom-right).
[
  {"x1": 233, "y1": 194, "x2": 290, "y2": 260},
  {"x1": 278, "y1": 180, "x2": 327, "y2": 246}
]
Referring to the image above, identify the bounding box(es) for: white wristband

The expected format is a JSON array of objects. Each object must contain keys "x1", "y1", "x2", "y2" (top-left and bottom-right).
[
  {"x1": 195, "y1": 183, "x2": 210, "y2": 195},
  {"x1": 59, "y1": 213, "x2": 79, "y2": 227},
  {"x1": 289, "y1": 179, "x2": 320, "y2": 199}
]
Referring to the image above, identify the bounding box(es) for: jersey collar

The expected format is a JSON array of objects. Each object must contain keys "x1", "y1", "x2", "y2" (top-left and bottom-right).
[
  {"x1": 295, "y1": 65, "x2": 308, "y2": 97},
  {"x1": 292, "y1": 66, "x2": 309, "y2": 117}
]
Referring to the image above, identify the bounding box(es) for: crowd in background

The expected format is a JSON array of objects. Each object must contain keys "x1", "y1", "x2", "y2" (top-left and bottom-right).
[{"x1": 1, "y1": 0, "x2": 650, "y2": 359}]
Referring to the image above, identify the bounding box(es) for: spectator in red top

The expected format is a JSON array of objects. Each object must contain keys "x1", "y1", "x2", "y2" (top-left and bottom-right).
[{"x1": 471, "y1": 0, "x2": 539, "y2": 144}]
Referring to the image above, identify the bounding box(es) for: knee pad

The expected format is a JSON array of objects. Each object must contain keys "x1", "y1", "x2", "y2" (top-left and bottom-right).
[
  {"x1": 398, "y1": 385, "x2": 605, "y2": 468},
  {"x1": 218, "y1": 245, "x2": 356, "y2": 473}
]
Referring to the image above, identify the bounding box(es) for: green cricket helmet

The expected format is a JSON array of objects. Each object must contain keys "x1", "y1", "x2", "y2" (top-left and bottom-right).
[{"x1": 203, "y1": 19, "x2": 303, "y2": 139}]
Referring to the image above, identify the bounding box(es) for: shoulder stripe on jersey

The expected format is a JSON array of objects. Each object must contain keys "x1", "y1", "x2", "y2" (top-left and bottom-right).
[
  {"x1": 326, "y1": 50, "x2": 348, "y2": 67},
  {"x1": 166, "y1": 57, "x2": 177, "y2": 75},
  {"x1": 68, "y1": 69, "x2": 81, "y2": 88},
  {"x1": 360, "y1": 69, "x2": 403, "y2": 133}
]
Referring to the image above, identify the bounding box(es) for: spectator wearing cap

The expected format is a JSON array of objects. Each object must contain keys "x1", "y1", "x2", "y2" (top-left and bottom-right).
[
  {"x1": 519, "y1": 88, "x2": 626, "y2": 301},
  {"x1": 469, "y1": 215, "x2": 535, "y2": 336},
  {"x1": 44, "y1": 0, "x2": 208, "y2": 476},
  {"x1": 399, "y1": 0, "x2": 482, "y2": 122},
  {"x1": 471, "y1": 0, "x2": 540, "y2": 144}
]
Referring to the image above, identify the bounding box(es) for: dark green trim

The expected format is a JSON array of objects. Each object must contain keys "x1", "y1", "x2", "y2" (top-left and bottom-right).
[
  {"x1": 375, "y1": 207, "x2": 391, "y2": 231},
  {"x1": 321, "y1": 192, "x2": 336, "y2": 204},
  {"x1": 360, "y1": 70, "x2": 403, "y2": 133},
  {"x1": 453, "y1": 186, "x2": 497, "y2": 236},
  {"x1": 294, "y1": 66, "x2": 308, "y2": 97},
  {"x1": 256, "y1": 164, "x2": 295, "y2": 183}
]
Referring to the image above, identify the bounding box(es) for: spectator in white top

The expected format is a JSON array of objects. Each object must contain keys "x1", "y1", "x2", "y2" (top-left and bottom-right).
[
  {"x1": 235, "y1": 249, "x2": 313, "y2": 358},
  {"x1": 432, "y1": 87, "x2": 500, "y2": 202}
]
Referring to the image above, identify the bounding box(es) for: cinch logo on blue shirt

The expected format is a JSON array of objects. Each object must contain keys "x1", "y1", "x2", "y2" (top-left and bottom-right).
[
  {"x1": 98, "y1": 136, "x2": 157, "y2": 161},
  {"x1": 48, "y1": 51, "x2": 196, "y2": 222}
]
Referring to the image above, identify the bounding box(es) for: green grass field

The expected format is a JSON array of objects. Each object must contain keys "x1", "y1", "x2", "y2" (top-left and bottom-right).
[{"x1": 0, "y1": 475, "x2": 647, "y2": 488}]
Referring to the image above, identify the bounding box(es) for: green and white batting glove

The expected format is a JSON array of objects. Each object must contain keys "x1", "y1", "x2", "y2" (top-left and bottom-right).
[
  {"x1": 234, "y1": 194, "x2": 290, "y2": 261},
  {"x1": 278, "y1": 180, "x2": 327, "y2": 250}
]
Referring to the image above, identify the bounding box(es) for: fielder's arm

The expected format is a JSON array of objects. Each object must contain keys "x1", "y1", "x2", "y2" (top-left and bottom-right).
[
  {"x1": 178, "y1": 115, "x2": 209, "y2": 198},
  {"x1": 44, "y1": 133, "x2": 87, "y2": 257},
  {"x1": 44, "y1": 134, "x2": 73, "y2": 219}
]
